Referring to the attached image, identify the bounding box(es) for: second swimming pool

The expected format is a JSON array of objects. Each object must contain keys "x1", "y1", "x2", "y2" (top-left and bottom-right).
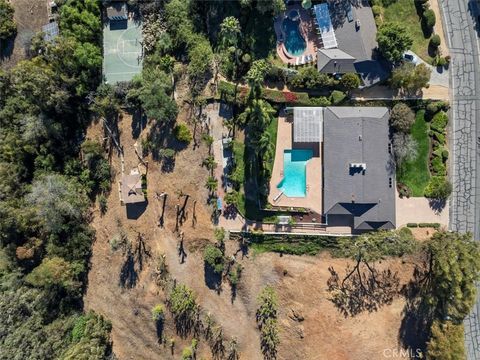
[
  {"x1": 282, "y1": 15, "x2": 306, "y2": 56},
  {"x1": 277, "y1": 149, "x2": 313, "y2": 197}
]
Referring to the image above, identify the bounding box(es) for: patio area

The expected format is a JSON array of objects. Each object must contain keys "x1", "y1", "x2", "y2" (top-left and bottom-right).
[
  {"x1": 274, "y1": 4, "x2": 322, "y2": 65},
  {"x1": 268, "y1": 111, "x2": 323, "y2": 215}
]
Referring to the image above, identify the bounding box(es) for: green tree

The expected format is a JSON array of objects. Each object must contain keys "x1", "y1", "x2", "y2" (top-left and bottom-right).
[
  {"x1": 205, "y1": 176, "x2": 218, "y2": 193},
  {"x1": 174, "y1": 124, "x2": 192, "y2": 143},
  {"x1": 377, "y1": 23, "x2": 413, "y2": 62},
  {"x1": 340, "y1": 73, "x2": 360, "y2": 90},
  {"x1": 245, "y1": 59, "x2": 270, "y2": 90},
  {"x1": 425, "y1": 232, "x2": 480, "y2": 321},
  {"x1": 390, "y1": 102, "x2": 416, "y2": 132},
  {"x1": 257, "y1": 0, "x2": 286, "y2": 15},
  {"x1": 391, "y1": 62, "x2": 431, "y2": 94},
  {"x1": 26, "y1": 257, "x2": 83, "y2": 294},
  {"x1": 203, "y1": 244, "x2": 225, "y2": 274},
  {"x1": 27, "y1": 174, "x2": 89, "y2": 235},
  {"x1": 219, "y1": 16, "x2": 241, "y2": 49},
  {"x1": 256, "y1": 286, "x2": 279, "y2": 359},
  {"x1": 130, "y1": 71, "x2": 178, "y2": 122},
  {"x1": 62, "y1": 311, "x2": 112, "y2": 360},
  {"x1": 0, "y1": 0, "x2": 16, "y2": 40},
  {"x1": 168, "y1": 284, "x2": 197, "y2": 335},
  {"x1": 427, "y1": 320, "x2": 465, "y2": 360},
  {"x1": 59, "y1": 0, "x2": 101, "y2": 43},
  {"x1": 289, "y1": 66, "x2": 331, "y2": 89},
  {"x1": 187, "y1": 35, "x2": 213, "y2": 93}
]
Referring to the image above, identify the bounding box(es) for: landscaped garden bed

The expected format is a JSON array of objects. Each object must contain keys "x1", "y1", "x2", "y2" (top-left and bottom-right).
[{"x1": 396, "y1": 102, "x2": 451, "y2": 199}]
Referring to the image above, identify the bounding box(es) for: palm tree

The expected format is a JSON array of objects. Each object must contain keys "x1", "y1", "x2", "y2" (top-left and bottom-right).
[
  {"x1": 241, "y1": 99, "x2": 275, "y2": 131},
  {"x1": 205, "y1": 176, "x2": 218, "y2": 193},
  {"x1": 203, "y1": 156, "x2": 217, "y2": 173},
  {"x1": 219, "y1": 17, "x2": 241, "y2": 49},
  {"x1": 245, "y1": 60, "x2": 270, "y2": 94}
]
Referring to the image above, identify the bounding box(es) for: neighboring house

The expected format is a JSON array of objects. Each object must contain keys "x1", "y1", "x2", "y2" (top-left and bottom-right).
[
  {"x1": 322, "y1": 107, "x2": 395, "y2": 230},
  {"x1": 313, "y1": 0, "x2": 389, "y2": 85},
  {"x1": 316, "y1": 48, "x2": 356, "y2": 74},
  {"x1": 120, "y1": 172, "x2": 145, "y2": 205},
  {"x1": 106, "y1": 1, "x2": 128, "y2": 21}
]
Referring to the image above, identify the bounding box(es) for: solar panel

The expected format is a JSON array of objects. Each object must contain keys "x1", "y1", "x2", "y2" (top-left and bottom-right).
[
  {"x1": 293, "y1": 107, "x2": 324, "y2": 143},
  {"x1": 313, "y1": 3, "x2": 338, "y2": 49},
  {"x1": 42, "y1": 22, "x2": 59, "y2": 42}
]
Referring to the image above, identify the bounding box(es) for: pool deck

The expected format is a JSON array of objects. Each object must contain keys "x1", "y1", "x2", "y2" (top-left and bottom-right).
[
  {"x1": 268, "y1": 112, "x2": 323, "y2": 214},
  {"x1": 274, "y1": 4, "x2": 322, "y2": 65}
]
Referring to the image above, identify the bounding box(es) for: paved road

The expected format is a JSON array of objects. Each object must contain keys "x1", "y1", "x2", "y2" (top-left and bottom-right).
[{"x1": 440, "y1": 0, "x2": 480, "y2": 358}]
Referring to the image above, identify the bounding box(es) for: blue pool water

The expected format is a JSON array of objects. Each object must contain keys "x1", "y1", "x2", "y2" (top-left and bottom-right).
[
  {"x1": 282, "y1": 17, "x2": 306, "y2": 56},
  {"x1": 277, "y1": 149, "x2": 313, "y2": 197}
]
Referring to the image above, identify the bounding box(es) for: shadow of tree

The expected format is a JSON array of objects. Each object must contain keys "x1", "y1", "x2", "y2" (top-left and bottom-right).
[
  {"x1": 119, "y1": 250, "x2": 137, "y2": 288},
  {"x1": 398, "y1": 263, "x2": 434, "y2": 355},
  {"x1": 204, "y1": 264, "x2": 222, "y2": 292},
  {"x1": 428, "y1": 199, "x2": 446, "y2": 214},
  {"x1": 327, "y1": 263, "x2": 401, "y2": 317}
]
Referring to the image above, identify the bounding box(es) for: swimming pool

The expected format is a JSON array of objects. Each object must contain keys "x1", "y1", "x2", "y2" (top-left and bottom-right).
[
  {"x1": 277, "y1": 149, "x2": 313, "y2": 197},
  {"x1": 282, "y1": 16, "x2": 306, "y2": 56}
]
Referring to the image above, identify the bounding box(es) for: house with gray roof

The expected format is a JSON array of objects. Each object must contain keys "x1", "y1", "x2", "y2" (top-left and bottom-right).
[
  {"x1": 316, "y1": 49, "x2": 356, "y2": 74},
  {"x1": 322, "y1": 107, "x2": 395, "y2": 230}
]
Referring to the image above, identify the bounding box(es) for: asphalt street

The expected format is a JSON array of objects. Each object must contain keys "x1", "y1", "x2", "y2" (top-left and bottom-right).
[{"x1": 440, "y1": 0, "x2": 480, "y2": 358}]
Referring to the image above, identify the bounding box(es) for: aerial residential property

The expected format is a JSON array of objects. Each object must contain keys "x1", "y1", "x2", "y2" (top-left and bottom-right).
[
  {"x1": 1, "y1": 0, "x2": 479, "y2": 359},
  {"x1": 269, "y1": 106, "x2": 395, "y2": 233}
]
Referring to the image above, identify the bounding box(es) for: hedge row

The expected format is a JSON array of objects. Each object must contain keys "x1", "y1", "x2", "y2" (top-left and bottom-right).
[
  {"x1": 406, "y1": 223, "x2": 441, "y2": 229},
  {"x1": 217, "y1": 81, "x2": 345, "y2": 107}
]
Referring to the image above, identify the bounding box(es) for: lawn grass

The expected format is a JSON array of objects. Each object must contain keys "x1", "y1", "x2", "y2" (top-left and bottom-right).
[
  {"x1": 397, "y1": 110, "x2": 431, "y2": 196},
  {"x1": 383, "y1": 0, "x2": 432, "y2": 63}
]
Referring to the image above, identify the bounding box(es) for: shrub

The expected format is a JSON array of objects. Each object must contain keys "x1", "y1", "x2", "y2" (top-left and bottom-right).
[
  {"x1": 427, "y1": 320, "x2": 466, "y2": 360},
  {"x1": 372, "y1": 5, "x2": 383, "y2": 17},
  {"x1": 406, "y1": 223, "x2": 418, "y2": 228},
  {"x1": 418, "y1": 223, "x2": 441, "y2": 229},
  {"x1": 437, "y1": 57, "x2": 447, "y2": 67},
  {"x1": 151, "y1": 304, "x2": 165, "y2": 321},
  {"x1": 390, "y1": 102, "x2": 415, "y2": 132},
  {"x1": 330, "y1": 90, "x2": 346, "y2": 105},
  {"x1": 431, "y1": 156, "x2": 446, "y2": 175},
  {"x1": 203, "y1": 244, "x2": 224, "y2": 274},
  {"x1": 432, "y1": 131, "x2": 446, "y2": 145},
  {"x1": 423, "y1": 9, "x2": 436, "y2": 29},
  {"x1": 174, "y1": 124, "x2": 192, "y2": 143},
  {"x1": 442, "y1": 149, "x2": 449, "y2": 160},
  {"x1": 430, "y1": 34, "x2": 441, "y2": 48},
  {"x1": 431, "y1": 111, "x2": 449, "y2": 132},
  {"x1": 426, "y1": 101, "x2": 449, "y2": 116},
  {"x1": 159, "y1": 148, "x2": 176, "y2": 159},
  {"x1": 424, "y1": 176, "x2": 452, "y2": 199},
  {"x1": 98, "y1": 194, "x2": 108, "y2": 215},
  {"x1": 340, "y1": 73, "x2": 361, "y2": 90},
  {"x1": 0, "y1": 0, "x2": 17, "y2": 40},
  {"x1": 309, "y1": 96, "x2": 331, "y2": 106}
]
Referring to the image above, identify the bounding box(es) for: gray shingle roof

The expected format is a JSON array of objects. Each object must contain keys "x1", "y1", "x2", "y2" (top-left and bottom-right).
[
  {"x1": 317, "y1": 49, "x2": 356, "y2": 74},
  {"x1": 293, "y1": 107, "x2": 324, "y2": 143},
  {"x1": 323, "y1": 106, "x2": 395, "y2": 230}
]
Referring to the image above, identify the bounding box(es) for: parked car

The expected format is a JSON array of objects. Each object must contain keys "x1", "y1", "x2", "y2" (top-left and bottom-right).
[{"x1": 403, "y1": 52, "x2": 419, "y2": 65}]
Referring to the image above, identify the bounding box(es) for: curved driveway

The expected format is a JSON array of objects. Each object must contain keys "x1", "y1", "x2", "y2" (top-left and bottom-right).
[{"x1": 440, "y1": 0, "x2": 480, "y2": 358}]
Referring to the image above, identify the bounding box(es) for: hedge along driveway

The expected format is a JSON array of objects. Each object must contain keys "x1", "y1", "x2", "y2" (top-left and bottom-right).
[{"x1": 397, "y1": 110, "x2": 431, "y2": 196}]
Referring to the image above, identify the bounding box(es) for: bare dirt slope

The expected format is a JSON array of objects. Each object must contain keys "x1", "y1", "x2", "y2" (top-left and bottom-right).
[
  {"x1": 84, "y1": 109, "x2": 416, "y2": 360},
  {"x1": 0, "y1": 0, "x2": 48, "y2": 69}
]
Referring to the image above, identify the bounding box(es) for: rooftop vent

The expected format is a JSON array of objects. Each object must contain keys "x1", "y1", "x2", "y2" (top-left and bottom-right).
[{"x1": 350, "y1": 163, "x2": 366, "y2": 170}]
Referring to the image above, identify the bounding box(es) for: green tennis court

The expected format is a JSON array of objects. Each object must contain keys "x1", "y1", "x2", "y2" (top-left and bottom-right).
[{"x1": 103, "y1": 19, "x2": 143, "y2": 84}]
